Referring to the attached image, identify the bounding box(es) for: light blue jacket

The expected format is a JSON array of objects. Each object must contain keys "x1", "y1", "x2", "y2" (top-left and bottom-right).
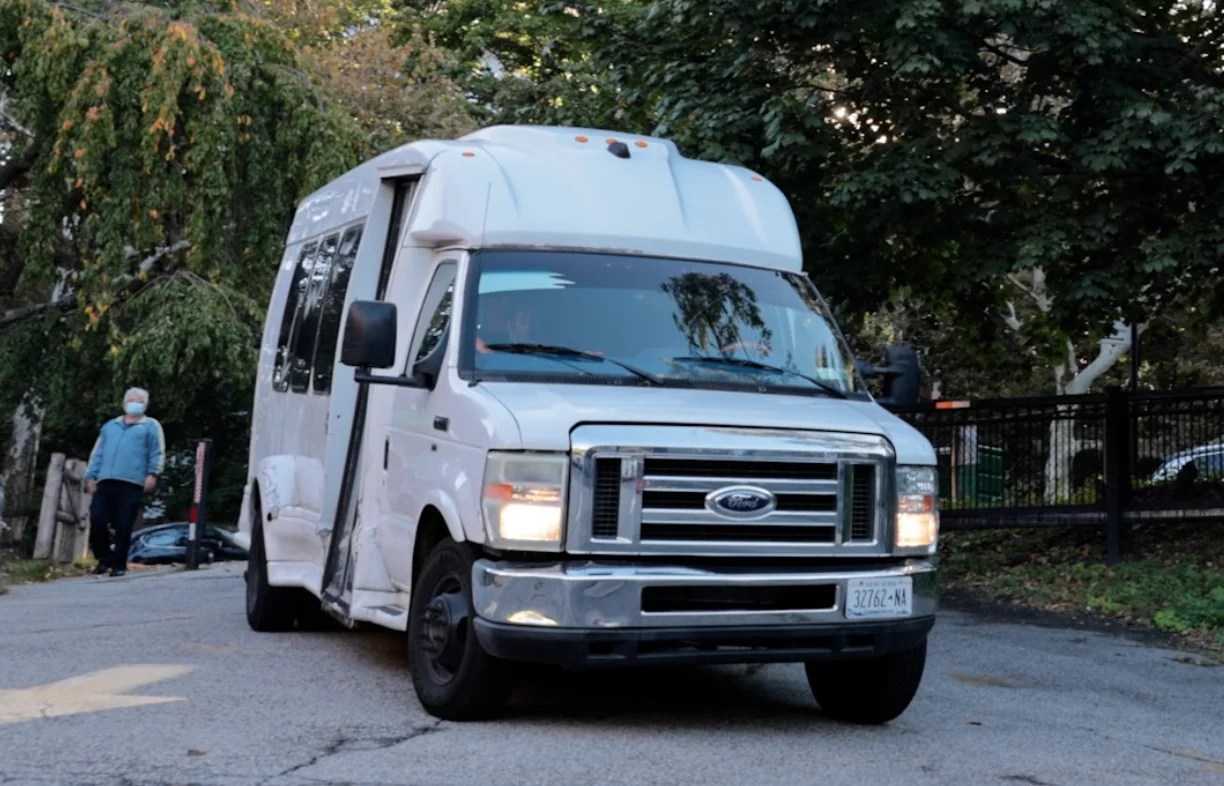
[{"x1": 85, "y1": 416, "x2": 166, "y2": 487}]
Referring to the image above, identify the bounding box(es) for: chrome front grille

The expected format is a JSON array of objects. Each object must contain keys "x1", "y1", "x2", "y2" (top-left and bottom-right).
[
  {"x1": 636, "y1": 458, "x2": 843, "y2": 544},
  {"x1": 569, "y1": 425, "x2": 894, "y2": 557}
]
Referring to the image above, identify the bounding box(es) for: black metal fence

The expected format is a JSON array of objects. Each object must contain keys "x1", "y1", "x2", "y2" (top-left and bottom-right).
[{"x1": 889, "y1": 387, "x2": 1224, "y2": 561}]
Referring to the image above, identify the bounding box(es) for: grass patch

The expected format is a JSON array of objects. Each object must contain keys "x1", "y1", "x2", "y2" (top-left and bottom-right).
[
  {"x1": 941, "y1": 523, "x2": 1224, "y2": 658},
  {"x1": 0, "y1": 548, "x2": 97, "y2": 590}
]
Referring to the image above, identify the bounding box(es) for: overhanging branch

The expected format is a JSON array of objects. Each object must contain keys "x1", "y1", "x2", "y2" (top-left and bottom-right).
[{"x1": 0, "y1": 295, "x2": 75, "y2": 330}]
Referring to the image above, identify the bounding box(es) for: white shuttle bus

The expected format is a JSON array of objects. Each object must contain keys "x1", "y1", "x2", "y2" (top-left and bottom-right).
[{"x1": 238, "y1": 125, "x2": 940, "y2": 722}]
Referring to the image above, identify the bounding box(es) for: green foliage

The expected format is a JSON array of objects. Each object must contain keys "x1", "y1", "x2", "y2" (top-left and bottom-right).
[
  {"x1": 0, "y1": 0, "x2": 368, "y2": 521},
  {"x1": 943, "y1": 527, "x2": 1224, "y2": 655},
  {"x1": 396, "y1": 0, "x2": 645, "y2": 129},
  {"x1": 263, "y1": 0, "x2": 476, "y2": 152},
  {"x1": 578, "y1": 0, "x2": 1224, "y2": 335}
]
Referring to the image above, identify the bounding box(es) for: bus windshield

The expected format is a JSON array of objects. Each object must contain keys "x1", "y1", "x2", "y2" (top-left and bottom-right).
[{"x1": 461, "y1": 250, "x2": 863, "y2": 397}]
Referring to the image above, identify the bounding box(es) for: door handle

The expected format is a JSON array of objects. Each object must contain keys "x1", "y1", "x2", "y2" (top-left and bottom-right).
[{"x1": 433, "y1": 416, "x2": 449, "y2": 432}]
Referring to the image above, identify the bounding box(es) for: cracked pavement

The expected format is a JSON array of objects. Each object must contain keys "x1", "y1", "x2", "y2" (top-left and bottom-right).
[{"x1": 1, "y1": 562, "x2": 1222, "y2": 786}]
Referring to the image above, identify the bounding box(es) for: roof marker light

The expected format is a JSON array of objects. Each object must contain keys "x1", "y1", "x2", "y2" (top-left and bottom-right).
[
  {"x1": 606, "y1": 137, "x2": 618, "y2": 144},
  {"x1": 575, "y1": 135, "x2": 588, "y2": 143},
  {"x1": 462, "y1": 151, "x2": 475, "y2": 157},
  {"x1": 751, "y1": 175, "x2": 763, "y2": 181},
  {"x1": 635, "y1": 140, "x2": 648, "y2": 148}
]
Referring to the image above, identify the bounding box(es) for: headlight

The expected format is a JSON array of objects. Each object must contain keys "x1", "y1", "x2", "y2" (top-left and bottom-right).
[
  {"x1": 482, "y1": 452, "x2": 568, "y2": 551},
  {"x1": 895, "y1": 465, "x2": 939, "y2": 554}
]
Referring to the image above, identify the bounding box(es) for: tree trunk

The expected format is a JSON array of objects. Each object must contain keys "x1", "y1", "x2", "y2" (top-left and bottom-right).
[
  {"x1": 1043, "y1": 323, "x2": 1136, "y2": 504},
  {"x1": 0, "y1": 401, "x2": 43, "y2": 547}
]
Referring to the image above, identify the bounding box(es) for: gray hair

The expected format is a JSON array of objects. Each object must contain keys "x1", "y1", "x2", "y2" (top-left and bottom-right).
[{"x1": 124, "y1": 387, "x2": 150, "y2": 405}]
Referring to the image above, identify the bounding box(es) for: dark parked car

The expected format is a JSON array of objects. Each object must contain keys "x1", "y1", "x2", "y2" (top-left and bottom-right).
[{"x1": 128, "y1": 523, "x2": 247, "y2": 565}]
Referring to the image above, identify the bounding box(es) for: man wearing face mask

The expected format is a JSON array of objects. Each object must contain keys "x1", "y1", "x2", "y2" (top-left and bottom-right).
[{"x1": 84, "y1": 387, "x2": 166, "y2": 577}]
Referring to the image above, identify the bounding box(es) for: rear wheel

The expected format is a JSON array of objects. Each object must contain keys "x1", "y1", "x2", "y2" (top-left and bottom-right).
[
  {"x1": 804, "y1": 638, "x2": 928, "y2": 724},
  {"x1": 407, "y1": 539, "x2": 513, "y2": 720},
  {"x1": 245, "y1": 523, "x2": 297, "y2": 632}
]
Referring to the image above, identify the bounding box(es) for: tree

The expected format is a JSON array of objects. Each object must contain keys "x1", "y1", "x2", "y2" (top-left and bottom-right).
[
  {"x1": 395, "y1": 0, "x2": 643, "y2": 128},
  {"x1": 263, "y1": 0, "x2": 476, "y2": 152},
  {"x1": 0, "y1": 0, "x2": 364, "y2": 526},
  {"x1": 398, "y1": 2, "x2": 1224, "y2": 399},
  {"x1": 569, "y1": 0, "x2": 1224, "y2": 339}
]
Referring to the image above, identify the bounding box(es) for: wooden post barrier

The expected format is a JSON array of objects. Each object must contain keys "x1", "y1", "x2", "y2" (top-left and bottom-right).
[
  {"x1": 52, "y1": 459, "x2": 91, "y2": 564},
  {"x1": 32, "y1": 453, "x2": 66, "y2": 560},
  {"x1": 32, "y1": 454, "x2": 93, "y2": 564}
]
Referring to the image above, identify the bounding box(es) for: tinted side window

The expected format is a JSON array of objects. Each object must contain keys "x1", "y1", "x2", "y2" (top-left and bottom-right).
[
  {"x1": 406, "y1": 262, "x2": 458, "y2": 373},
  {"x1": 289, "y1": 234, "x2": 338, "y2": 393},
  {"x1": 274, "y1": 243, "x2": 317, "y2": 392},
  {"x1": 312, "y1": 224, "x2": 364, "y2": 393},
  {"x1": 145, "y1": 530, "x2": 182, "y2": 547},
  {"x1": 1195, "y1": 452, "x2": 1224, "y2": 476}
]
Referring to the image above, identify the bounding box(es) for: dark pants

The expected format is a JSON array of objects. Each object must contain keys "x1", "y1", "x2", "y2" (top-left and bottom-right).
[{"x1": 89, "y1": 480, "x2": 143, "y2": 570}]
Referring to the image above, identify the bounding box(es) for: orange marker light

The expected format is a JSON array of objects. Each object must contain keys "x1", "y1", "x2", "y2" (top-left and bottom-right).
[
  {"x1": 751, "y1": 175, "x2": 763, "y2": 182},
  {"x1": 462, "y1": 151, "x2": 475, "y2": 157},
  {"x1": 606, "y1": 137, "x2": 618, "y2": 144},
  {"x1": 935, "y1": 400, "x2": 971, "y2": 410},
  {"x1": 484, "y1": 483, "x2": 513, "y2": 502},
  {"x1": 575, "y1": 135, "x2": 589, "y2": 143},
  {"x1": 635, "y1": 140, "x2": 648, "y2": 148}
]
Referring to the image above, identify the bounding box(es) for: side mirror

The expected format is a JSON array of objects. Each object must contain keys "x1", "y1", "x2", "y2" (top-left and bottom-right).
[
  {"x1": 341, "y1": 301, "x2": 397, "y2": 369},
  {"x1": 860, "y1": 344, "x2": 922, "y2": 407}
]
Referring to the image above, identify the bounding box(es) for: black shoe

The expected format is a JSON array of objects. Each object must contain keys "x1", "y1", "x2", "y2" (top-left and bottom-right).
[
  {"x1": 92, "y1": 565, "x2": 109, "y2": 575},
  {"x1": 109, "y1": 568, "x2": 126, "y2": 577}
]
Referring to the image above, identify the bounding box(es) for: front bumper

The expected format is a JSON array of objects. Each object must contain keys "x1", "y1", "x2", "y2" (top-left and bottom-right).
[{"x1": 471, "y1": 558, "x2": 937, "y2": 668}]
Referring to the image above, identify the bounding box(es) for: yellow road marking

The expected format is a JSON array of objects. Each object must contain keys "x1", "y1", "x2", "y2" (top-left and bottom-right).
[{"x1": 0, "y1": 665, "x2": 192, "y2": 724}]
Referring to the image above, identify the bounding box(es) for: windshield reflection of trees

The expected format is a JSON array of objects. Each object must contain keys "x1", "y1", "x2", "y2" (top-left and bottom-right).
[{"x1": 660, "y1": 272, "x2": 771, "y2": 356}]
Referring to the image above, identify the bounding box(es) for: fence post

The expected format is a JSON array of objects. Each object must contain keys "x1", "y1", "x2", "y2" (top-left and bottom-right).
[
  {"x1": 1103, "y1": 386, "x2": 1132, "y2": 564},
  {"x1": 188, "y1": 439, "x2": 213, "y2": 570}
]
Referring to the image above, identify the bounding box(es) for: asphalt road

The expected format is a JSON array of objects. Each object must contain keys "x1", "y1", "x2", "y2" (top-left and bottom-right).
[{"x1": 1, "y1": 563, "x2": 1221, "y2": 786}]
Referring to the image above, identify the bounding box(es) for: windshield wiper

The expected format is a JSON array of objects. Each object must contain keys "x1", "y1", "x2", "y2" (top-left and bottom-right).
[
  {"x1": 671, "y1": 355, "x2": 848, "y2": 399},
  {"x1": 483, "y1": 343, "x2": 663, "y2": 386}
]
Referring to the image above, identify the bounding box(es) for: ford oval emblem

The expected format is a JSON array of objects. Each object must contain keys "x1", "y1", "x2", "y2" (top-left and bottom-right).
[{"x1": 706, "y1": 486, "x2": 777, "y2": 519}]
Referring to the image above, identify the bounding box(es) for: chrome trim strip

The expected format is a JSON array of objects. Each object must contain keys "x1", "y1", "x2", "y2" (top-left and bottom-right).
[
  {"x1": 641, "y1": 510, "x2": 840, "y2": 526},
  {"x1": 642, "y1": 477, "x2": 840, "y2": 494}
]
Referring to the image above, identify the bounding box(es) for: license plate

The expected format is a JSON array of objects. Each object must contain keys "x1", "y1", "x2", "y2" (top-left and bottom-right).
[{"x1": 845, "y1": 577, "x2": 913, "y2": 619}]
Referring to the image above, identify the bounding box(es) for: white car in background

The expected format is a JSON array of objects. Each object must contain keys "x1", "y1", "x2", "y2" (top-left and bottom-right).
[{"x1": 1150, "y1": 442, "x2": 1224, "y2": 483}]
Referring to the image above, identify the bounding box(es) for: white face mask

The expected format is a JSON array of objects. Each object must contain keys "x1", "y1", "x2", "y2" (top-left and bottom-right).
[{"x1": 124, "y1": 401, "x2": 145, "y2": 417}]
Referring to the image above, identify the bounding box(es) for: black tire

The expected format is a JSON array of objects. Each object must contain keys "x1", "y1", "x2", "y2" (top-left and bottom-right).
[
  {"x1": 805, "y1": 638, "x2": 928, "y2": 724},
  {"x1": 407, "y1": 539, "x2": 513, "y2": 720},
  {"x1": 245, "y1": 523, "x2": 297, "y2": 632}
]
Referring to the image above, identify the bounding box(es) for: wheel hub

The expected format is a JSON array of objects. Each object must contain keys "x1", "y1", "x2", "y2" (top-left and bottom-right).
[{"x1": 419, "y1": 589, "x2": 469, "y2": 679}]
